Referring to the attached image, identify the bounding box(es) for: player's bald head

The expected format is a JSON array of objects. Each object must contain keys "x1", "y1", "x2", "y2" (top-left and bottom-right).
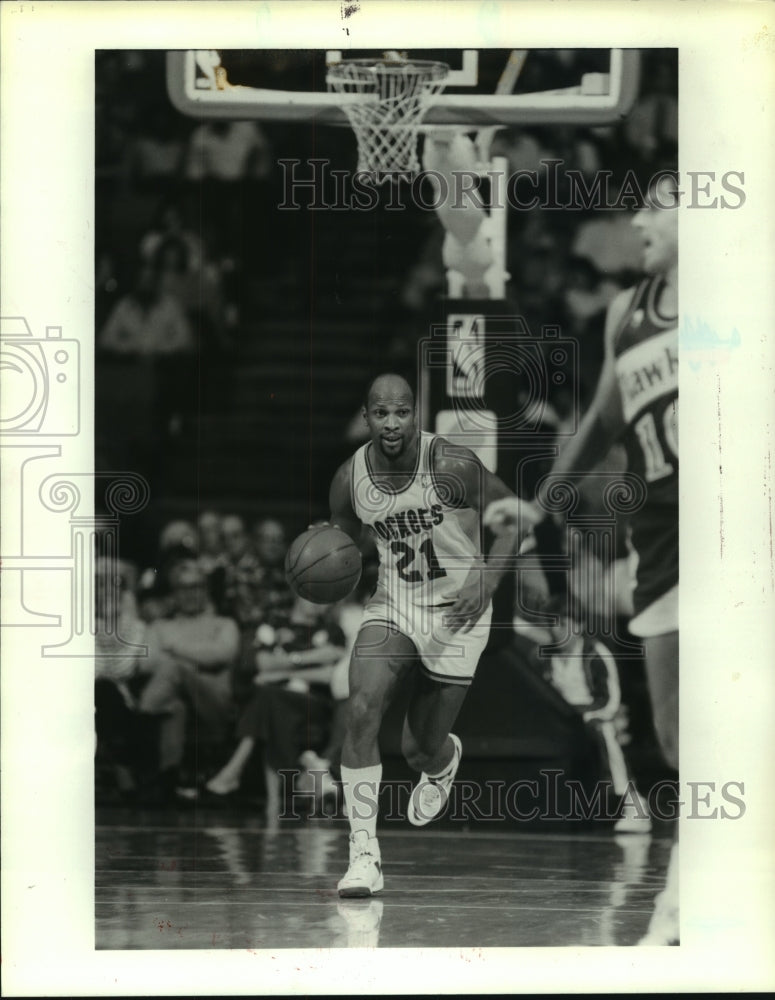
[
  {"x1": 362, "y1": 373, "x2": 418, "y2": 460},
  {"x1": 364, "y1": 373, "x2": 415, "y2": 409}
]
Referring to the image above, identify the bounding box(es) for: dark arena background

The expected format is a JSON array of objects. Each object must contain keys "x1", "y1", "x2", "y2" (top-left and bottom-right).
[{"x1": 94, "y1": 47, "x2": 679, "y2": 949}]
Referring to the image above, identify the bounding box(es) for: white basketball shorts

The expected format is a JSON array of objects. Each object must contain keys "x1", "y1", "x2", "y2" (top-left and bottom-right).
[{"x1": 358, "y1": 595, "x2": 493, "y2": 686}]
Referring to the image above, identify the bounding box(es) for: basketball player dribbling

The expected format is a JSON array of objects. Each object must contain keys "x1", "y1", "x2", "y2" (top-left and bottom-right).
[
  {"x1": 328, "y1": 373, "x2": 538, "y2": 897},
  {"x1": 487, "y1": 172, "x2": 680, "y2": 944}
]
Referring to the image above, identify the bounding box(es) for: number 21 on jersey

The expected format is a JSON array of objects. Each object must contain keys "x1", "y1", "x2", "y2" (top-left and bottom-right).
[{"x1": 390, "y1": 537, "x2": 448, "y2": 583}]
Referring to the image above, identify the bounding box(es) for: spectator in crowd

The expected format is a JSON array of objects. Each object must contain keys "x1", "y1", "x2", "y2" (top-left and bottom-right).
[
  {"x1": 139, "y1": 201, "x2": 229, "y2": 352},
  {"x1": 152, "y1": 236, "x2": 194, "y2": 307},
  {"x1": 198, "y1": 510, "x2": 225, "y2": 575},
  {"x1": 100, "y1": 260, "x2": 200, "y2": 443},
  {"x1": 252, "y1": 517, "x2": 286, "y2": 569},
  {"x1": 217, "y1": 514, "x2": 271, "y2": 700},
  {"x1": 137, "y1": 559, "x2": 240, "y2": 798},
  {"x1": 217, "y1": 516, "x2": 294, "y2": 631},
  {"x1": 567, "y1": 128, "x2": 607, "y2": 182},
  {"x1": 191, "y1": 594, "x2": 346, "y2": 817},
  {"x1": 529, "y1": 595, "x2": 652, "y2": 834},
  {"x1": 218, "y1": 515, "x2": 264, "y2": 625},
  {"x1": 142, "y1": 199, "x2": 240, "y2": 343},
  {"x1": 184, "y1": 119, "x2": 274, "y2": 253},
  {"x1": 491, "y1": 125, "x2": 551, "y2": 176},
  {"x1": 622, "y1": 58, "x2": 678, "y2": 171},
  {"x1": 159, "y1": 518, "x2": 199, "y2": 555},
  {"x1": 183, "y1": 120, "x2": 272, "y2": 183},
  {"x1": 196, "y1": 510, "x2": 228, "y2": 611},
  {"x1": 252, "y1": 517, "x2": 295, "y2": 622},
  {"x1": 94, "y1": 556, "x2": 146, "y2": 802},
  {"x1": 153, "y1": 235, "x2": 228, "y2": 351},
  {"x1": 136, "y1": 518, "x2": 200, "y2": 611},
  {"x1": 98, "y1": 262, "x2": 194, "y2": 357},
  {"x1": 95, "y1": 51, "x2": 143, "y2": 184},
  {"x1": 139, "y1": 201, "x2": 204, "y2": 269},
  {"x1": 135, "y1": 580, "x2": 170, "y2": 626},
  {"x1": 96, "y1": 263, "x2": 195, "y2": 472},
  {"x1": 122, "y1": 104, "x2": 187, "y2": 189}
]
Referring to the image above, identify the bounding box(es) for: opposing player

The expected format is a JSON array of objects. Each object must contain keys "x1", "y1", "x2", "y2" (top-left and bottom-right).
[
  {"x1": 487, "y1": 171, "x2": 680, "y2": 943},
  {"x1": 329, "y1": 373, "x2": 537, "y2": 897}
]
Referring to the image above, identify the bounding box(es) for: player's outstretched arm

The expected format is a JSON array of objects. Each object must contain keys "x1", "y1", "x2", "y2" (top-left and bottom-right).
[
  {"x1": 483, "y1": 287, "x2": 635, "y2": 533},
  {"x1": 328, "y1": 458, "x2": 363, "y2": 543},
  {"x1": 550, "y1": 287, "x2": 632, "y2": 483},
  {"x1": 433, "y1": 440, "x2": 539, "y2": 633}
]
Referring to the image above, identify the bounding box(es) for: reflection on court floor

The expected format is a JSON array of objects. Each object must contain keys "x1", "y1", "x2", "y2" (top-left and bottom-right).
[{"x1": 96, "y1": 813, "x2": 671, "y2": 949}]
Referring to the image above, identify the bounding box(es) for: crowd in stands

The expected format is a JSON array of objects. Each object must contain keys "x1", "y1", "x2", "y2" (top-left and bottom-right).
[
  {"x1": 96, "y1": 51, "x2": 282, "y2": 346},
  {"x1": 94, "y1": 510, "x2": 370, "y2": 812},
  {"x1": 95, "y1": 52, "x2": 277, "y2": 480}
]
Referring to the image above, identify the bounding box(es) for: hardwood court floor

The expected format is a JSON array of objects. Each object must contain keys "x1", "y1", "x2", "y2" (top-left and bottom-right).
[{"x1": 96, "y1": 811, "x2": 672, "y2": 949}]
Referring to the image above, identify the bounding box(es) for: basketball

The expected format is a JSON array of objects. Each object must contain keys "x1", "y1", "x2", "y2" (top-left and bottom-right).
[{"x1": 284, "y1": 525, "x2": 362, "y2": 604}]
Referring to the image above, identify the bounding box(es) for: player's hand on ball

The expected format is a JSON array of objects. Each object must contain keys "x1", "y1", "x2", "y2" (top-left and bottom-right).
[{"x1": 483, "y1": 497, "x2": 542, "y2": 537}]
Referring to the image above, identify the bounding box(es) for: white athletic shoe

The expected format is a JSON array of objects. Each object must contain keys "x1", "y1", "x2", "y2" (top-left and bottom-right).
[
  {"x1": 407, "y1": 733, "x2": 462, "y2": 827},
  {"x1": 337, "y1": 830, "x2": 383, "y2": 898}
]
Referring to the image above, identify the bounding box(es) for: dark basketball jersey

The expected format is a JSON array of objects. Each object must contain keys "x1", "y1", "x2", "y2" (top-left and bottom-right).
[{"x1": 613, "y1": 276, "x2": 678, "y2": 612}]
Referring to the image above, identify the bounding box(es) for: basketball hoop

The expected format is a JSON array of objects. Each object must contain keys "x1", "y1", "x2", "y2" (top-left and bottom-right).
[{"x1": 326, "y1": 58, "x2": 450, "y2": 177}]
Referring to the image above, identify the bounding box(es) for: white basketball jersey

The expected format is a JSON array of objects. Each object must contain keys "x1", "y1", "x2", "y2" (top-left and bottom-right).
[{"x1": 351, "y1": 432, "x2": 481, "y2": 608}]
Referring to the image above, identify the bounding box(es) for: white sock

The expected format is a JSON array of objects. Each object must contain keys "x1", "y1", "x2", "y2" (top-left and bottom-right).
[{"x1": 341, "y1": 763, "x2": 382, "y2": 840}]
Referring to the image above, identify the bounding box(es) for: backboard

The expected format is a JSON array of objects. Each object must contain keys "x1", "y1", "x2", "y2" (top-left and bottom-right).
[{"x1": 166, "y1": 48, "x2": 640, "y2": 127}]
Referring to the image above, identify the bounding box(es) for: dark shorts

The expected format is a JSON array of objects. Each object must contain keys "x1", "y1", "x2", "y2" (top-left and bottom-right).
[{"x1": 630, "y1": 505, "x2": 678, "y2": 616}]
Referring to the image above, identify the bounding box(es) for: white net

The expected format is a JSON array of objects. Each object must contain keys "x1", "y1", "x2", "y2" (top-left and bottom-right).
[{"x1": 326, "y1": 59, "x2": 449, "y2": 176}]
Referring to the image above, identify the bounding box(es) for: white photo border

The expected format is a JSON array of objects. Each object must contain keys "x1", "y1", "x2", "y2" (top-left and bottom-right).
[{"x1": 1, "y1": 1, "x2": 774, "y2": 994}]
